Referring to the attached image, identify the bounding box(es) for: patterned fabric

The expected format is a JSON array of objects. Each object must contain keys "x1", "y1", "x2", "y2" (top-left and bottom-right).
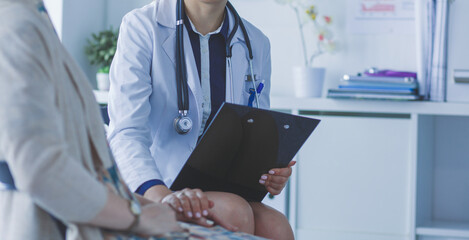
[
  {"x1": 178, "y1": 223, "x2": 268, "y2": 240},
  {"x1": 101, "y1": 222, "x2": 268, "y2": 240}
]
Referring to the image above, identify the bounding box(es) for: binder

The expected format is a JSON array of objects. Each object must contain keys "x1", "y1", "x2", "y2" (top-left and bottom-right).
[
  {"x1": 446, "y1": 1, "x2": 469, "y2": 102},
  {"x1": 171, "y1": 103, "x2": 320, "y2": 202},
  {"x1": 343, "y1": 75, "x2": 416, "y2": 84},
  {"x1": 338, "y1": 85, "x2": 417, "y2": 94},
  {"x1": 327, "y1": 89, "x2": 421, "y2": 101}
]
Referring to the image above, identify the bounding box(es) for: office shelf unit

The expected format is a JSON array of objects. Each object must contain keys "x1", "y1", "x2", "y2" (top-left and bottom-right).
[{"x1": 271, "y1": 97, "x2": 469, "y2": 240}]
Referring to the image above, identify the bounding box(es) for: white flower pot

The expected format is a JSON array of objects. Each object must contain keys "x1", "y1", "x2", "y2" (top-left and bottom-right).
[
  {"x1": 292, "y1": 67, "x2": 326, "y2": 98},
  {"x1": 96, "y1": 72, "x2": 110, "y2": 91}
]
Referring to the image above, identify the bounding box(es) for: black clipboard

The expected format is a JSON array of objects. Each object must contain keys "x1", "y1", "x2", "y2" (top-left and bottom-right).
[{"x1": 171, "y1": 103, "x2": 320, "y2": 202}]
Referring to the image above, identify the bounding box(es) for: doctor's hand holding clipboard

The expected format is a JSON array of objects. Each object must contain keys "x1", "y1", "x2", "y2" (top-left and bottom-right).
[
  {"x1": 259, "y1": 161, "x2": 297, "y2": 195},
  {"x1": 107, "y1": 0, "x2": 294, "y2": 239}
]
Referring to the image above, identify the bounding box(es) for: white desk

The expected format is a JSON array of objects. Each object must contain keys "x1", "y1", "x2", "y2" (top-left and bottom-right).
[{"x1": 272, "y1": 97, "x2": 469, "y2": 240}]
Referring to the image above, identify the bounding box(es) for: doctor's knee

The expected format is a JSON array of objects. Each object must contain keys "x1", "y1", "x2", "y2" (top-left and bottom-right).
[{"x1": 206, "y1": 192, "x2": 255, "y2": 234}]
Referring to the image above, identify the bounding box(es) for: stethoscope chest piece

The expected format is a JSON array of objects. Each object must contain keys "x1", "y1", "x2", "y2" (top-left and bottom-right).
[{"x1": 174, "y1": 112, "x2": 193, "y2": 135}]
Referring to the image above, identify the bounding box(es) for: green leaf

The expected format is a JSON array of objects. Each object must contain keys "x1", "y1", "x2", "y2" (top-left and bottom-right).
[{"x1": 84, "y1": 26, "x2": 119, "y2": 69}]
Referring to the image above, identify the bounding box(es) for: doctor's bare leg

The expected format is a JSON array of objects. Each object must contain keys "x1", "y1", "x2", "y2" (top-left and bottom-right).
[
  {"x1": 205, "y1": 192, "x2": 255, "y2": 234},
  {"x1": 206, "y1": 192, "x2": 293, "y2": 239},
  {"x1": 249, "y1": 202, "x2": 294, "y2": 240}
]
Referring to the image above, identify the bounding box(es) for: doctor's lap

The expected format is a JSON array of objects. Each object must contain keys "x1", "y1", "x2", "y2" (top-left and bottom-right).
[{"x1": 108, "y1": 0, "x2": 294, "y2": 239}]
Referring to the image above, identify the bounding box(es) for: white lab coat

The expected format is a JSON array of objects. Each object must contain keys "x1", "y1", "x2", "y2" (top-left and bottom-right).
[{"x1": 108, "y1": 0, "x2": 272, "y2": 191}]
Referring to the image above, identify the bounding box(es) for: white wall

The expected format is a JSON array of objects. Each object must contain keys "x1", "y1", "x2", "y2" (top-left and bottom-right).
[
  {"x1": 44, "y1": 0, "x2": 418, "y2": 92},
  {"x1": 61, "y1": 0, "x2": 107, "y2": 86},
  {"x1": 43, "y1": 0, "x2": 63, "y2": 39},
  {"x1": 231, "y1": 0, "x2": 417, "y2": 97},
  {"x1": 107, "y1": 0, "x2": 153, "y2": 28},
  {"x1": 43, "y1": 0, "x2": 150, "y2": 87}
]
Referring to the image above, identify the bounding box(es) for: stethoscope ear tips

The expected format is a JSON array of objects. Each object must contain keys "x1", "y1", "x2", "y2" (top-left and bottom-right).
[{"x1": 174, "y1": 115, "x2": 193, "y2": 135}]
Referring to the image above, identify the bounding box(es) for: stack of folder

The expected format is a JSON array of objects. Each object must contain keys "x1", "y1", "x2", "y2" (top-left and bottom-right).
[{"x1": 327, "y1": 71, "x2": 421, "y2": 101}]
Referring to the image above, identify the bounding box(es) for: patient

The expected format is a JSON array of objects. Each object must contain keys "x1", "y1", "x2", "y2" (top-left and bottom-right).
[{"x1": 0, "y1": 0, "x2": 186, "y2": 239}]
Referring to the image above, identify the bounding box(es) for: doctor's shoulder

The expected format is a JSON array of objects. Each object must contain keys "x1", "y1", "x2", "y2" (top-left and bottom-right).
[
  {"x1": 120, "y1": 1, "x2": 158, "y2": 31},
  {"x1": 238, "y1": 17, "x2": 271, "y2": 57}
]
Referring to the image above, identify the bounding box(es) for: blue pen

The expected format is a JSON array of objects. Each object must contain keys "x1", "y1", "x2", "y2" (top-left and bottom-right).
[
  {"x1": 248, "y1": 80, "x2": 265, "y2": 107},
  {"x1": 256, "y1": 80, "x2": 265, "y2": 95}
]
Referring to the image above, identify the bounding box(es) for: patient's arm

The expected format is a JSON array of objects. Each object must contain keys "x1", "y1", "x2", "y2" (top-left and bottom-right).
[
  {"x1": 0, "y1": 14, "x2": 181, "y2": 236},
  {"x1": 135, "y1": 194, "x2": 155, "y2": 205},
  {"x1": 90, "y1": 189, "x2": 181, "y2": 235}
]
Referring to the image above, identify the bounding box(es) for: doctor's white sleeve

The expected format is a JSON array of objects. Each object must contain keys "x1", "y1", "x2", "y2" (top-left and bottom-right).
[{"x1": 107, "y1": 12, "x2": 163, "y2": 192}]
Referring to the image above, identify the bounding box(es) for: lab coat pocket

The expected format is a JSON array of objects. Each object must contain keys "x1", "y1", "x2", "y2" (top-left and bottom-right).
[
  {"x1": 242, "y1": 75, "x2": 264, "y2": 106},
  {"x1": 243, "y1": 74, "x2": 263, "y2": 94}
]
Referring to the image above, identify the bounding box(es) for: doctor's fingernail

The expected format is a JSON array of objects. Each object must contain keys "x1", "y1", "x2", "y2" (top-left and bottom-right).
[
  {"x1": 261, "y1": 175, "x2": 268, "y2": 180},
  {"x1": 187, "y1": 212, "x2": 193, "y2": 218},
  {"x1": 203, "y1": 210, "x2": 208, "y2": 216},
  {"x1": 195, "y1": 212, "x2": 201, "y2": 218},
  {"x1": 259, "y1": 180, "x2": 265, "y2": 184},
  {"x1": 178, "y1": 207, "x2": 183, "y2": 212},
  {"x1": 269, "y1": 170, "x2": 275, "y2": 175}
]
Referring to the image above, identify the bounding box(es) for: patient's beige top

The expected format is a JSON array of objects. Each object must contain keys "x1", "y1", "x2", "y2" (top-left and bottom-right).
[{"x1": 0, "y1": 0, "x2": 113, "y2": 239}]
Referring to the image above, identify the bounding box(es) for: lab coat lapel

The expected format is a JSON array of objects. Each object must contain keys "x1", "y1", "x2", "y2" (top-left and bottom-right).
[
  {"x1": 225, "y1": 7, "x2": 249, "y2": 104},
  {"x1": 228, "y1": 40, "x2": 248, "y2": 104},
  {"x1": 161, "y1": 27, "x2": 202, "y2": 124},
  {"x1": 158, "y1": 0, "x2": 202, "y2": 123},
  {"x1": 183, "y1": 28, "x2": 203, "y2": 123},
  {"x1": 156, "y1": 0, "x2": 177, "y2": 29},
  {"x1": 162, "y1": 32, "x2": 176, "y2": 66}
]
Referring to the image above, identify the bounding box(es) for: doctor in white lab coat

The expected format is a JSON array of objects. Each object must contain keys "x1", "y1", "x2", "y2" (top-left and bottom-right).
[{"x1": 108, "y1": 0, "x2": 294, "y2": 238}]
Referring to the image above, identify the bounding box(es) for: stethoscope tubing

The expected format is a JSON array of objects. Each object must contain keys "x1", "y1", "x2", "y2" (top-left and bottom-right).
[
  {"x1": 175, "y1": 0, "x2": 259, "y2": 134},
  {"x1": 176, "y1": 0, "x2": 189, "y2": 114}
]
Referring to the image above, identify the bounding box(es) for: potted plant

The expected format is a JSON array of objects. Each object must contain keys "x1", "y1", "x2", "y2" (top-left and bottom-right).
[
  {"x1": 275, "y1": 0, "x2": 337, "y2": 98},
  {"x1": 85, "y1": 27, "x2": 118, "y2": 91}
]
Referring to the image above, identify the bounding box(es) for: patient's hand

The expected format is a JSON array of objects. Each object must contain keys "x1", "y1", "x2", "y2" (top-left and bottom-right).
[
  {"x1": 174, "y1": 206, "x2": 238, "y2": 231},
  {"x1": 162, "y1": 188, "x2": 238, "y2": 231},
  {"x1": 259, "y1": 161, "x2": 296, "y2": 195},
  {"x1": 162, "y1": 188, "x2": 212, "y2": 219},
  {"x1": 135, "y1": 203, "x2": 183, "y2": 236}
]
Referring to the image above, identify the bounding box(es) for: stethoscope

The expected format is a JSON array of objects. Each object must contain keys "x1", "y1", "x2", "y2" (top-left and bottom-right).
[{"x1": 174, "y1": 0, "x2": 259, "y2": 135}]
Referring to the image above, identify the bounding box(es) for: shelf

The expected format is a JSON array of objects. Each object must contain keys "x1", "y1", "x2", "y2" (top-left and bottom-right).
[
  {"x1": 93, "y1": 90, "x2": 109, "y2": 104},
  {"x1": 92, "y1": 92, "x2": 469, "y2": 117},
  {"x1": 416, "y1": 221, "x2": 469, "y2": 238},
  {"x1": 271, "y1": 97, "x2": 469, "y2": 117}
]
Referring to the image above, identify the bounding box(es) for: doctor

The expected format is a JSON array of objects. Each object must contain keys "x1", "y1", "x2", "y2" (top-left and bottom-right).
[{"x1": 108, "y1": 0, "x2": 294, "y2": 239}]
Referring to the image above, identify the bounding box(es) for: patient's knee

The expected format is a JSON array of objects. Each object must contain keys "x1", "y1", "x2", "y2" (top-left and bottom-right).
[{"x1": 206, "y1": 192, "x2": 255, "y2": 234}]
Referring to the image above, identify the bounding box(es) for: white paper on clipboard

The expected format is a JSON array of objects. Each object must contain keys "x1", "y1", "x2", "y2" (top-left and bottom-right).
[{"x1": 346, "y1": 0, "x2": 416, "y2": 35}]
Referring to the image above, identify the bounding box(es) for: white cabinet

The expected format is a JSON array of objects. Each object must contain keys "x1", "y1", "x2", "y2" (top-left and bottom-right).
[
  {"x1": 296, "y1": 114, "x2": 413, "y2": 240},
  {"x1": 415, "y1": 116, "x2": 469, "y2": 240},
  {"x1": 271, "y1": 97, "x2": 469, "y2": 240}
]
